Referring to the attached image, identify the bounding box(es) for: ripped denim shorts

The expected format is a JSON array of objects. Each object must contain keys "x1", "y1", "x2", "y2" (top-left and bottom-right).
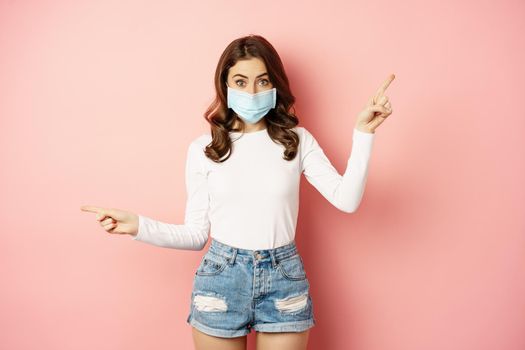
[{"x1": 186, "y1": 237, "x2": 316, "y2": 338}]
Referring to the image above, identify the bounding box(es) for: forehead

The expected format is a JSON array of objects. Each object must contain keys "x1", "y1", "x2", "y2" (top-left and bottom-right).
[{"x1": 228, "y1": 57, "x2": 267, "y2": 77}]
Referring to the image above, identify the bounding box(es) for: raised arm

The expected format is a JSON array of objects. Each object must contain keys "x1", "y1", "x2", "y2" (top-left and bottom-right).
[
  {"x1": 300, "y1": 127, "x2": 375, "y2": 213},
  {"x1": 131, "y1": 138, "x2": 211, "y2": 250}
]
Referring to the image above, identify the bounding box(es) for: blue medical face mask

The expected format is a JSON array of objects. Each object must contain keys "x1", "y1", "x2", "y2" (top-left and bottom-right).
[{"x1": 226, "y1": 85, "x2": 277, "y2": 124}]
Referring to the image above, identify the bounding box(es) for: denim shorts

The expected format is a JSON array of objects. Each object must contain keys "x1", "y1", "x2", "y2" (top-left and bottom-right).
[{"x1": 186, "y1": 237, "x2": 316, "y2": 338}]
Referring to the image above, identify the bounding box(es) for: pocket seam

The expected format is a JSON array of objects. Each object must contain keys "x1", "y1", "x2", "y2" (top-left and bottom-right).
[
  {"x1": 277, "y1": 255, "x2": 307, "y2": 281},
  {"x1": 196, "y1": 255, "x2": 227, "y2": 276}
]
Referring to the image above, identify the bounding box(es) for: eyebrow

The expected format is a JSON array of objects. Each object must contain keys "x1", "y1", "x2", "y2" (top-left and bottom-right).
[{"x1": 232, "y1": 72, "x2": 269, "y2": 79}]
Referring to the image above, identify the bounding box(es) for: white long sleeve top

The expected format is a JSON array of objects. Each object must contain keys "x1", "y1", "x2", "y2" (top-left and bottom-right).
[{"x1": 132, "y1": 126, "x2": 375, "y2": 250}]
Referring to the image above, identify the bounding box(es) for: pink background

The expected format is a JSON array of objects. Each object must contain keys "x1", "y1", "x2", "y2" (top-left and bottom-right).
[{"x1": 1, "y1": 0, "x2": 524, "y2": 349}]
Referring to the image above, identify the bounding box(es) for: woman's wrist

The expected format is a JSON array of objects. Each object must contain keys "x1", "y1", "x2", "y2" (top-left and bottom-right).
[{"x1": 354, "y1": 125, "x2": 375, "y2": 134}]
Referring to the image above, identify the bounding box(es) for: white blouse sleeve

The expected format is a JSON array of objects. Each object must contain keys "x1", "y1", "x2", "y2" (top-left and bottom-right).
[
  {"x1": 300, "y1": 127, "x2": 375, "y2": 213},
  {"x1": 131, "y1": 139, "x2": 210, "y2": 250}
]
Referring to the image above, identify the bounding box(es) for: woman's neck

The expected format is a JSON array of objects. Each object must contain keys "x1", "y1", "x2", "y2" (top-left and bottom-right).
[{"x1": 232, "y1": 119, "x2": 267, "y2": 133}]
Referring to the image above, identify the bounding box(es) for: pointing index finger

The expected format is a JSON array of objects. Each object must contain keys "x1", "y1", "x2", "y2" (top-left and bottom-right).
[
  {"x1": 375, "y1": 74, "x2": 396, "y2": 98},
  {"x1": 80, "y1": 205, "x2": 104, "y2": 214}
]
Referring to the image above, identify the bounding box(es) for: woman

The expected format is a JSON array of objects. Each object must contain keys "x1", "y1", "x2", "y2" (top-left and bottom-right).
[{"x1": 81, "y1": 34, "x2": 394, "y2": 350}]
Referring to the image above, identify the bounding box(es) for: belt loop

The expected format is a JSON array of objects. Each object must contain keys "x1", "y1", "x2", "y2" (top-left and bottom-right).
[
  {"x1": 270, "y1": 250, "x2": 278, "y2": 269},
  {"x1": 228, "y1": 248, "x2": 237, "y2": 265}
]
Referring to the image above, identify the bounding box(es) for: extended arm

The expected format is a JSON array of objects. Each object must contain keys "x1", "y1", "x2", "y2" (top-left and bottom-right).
[{"x1": 301, "y1": 127, "x2": 375, "y2": 213}]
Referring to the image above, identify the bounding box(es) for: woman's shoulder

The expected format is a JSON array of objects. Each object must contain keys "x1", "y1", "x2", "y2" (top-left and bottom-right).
[
  {"x1": 189, "y1": 132, "x2": 212, "y2": 148},
  {"x1": 292, "y1": 126, "x2": 315, "y2": 145},
  {"x1": 186, "y1": 133, "x2": 212, "y2": 159},
  {"x1": 292, "y1": 126, "x2": 312, "y2": 136}
]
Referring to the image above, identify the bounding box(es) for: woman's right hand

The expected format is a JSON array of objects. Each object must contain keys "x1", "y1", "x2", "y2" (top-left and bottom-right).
[{"x1": 80, "y1": 205, "x2": 139, "y2": 237}]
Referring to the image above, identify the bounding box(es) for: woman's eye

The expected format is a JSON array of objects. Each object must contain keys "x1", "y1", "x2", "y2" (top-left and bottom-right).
[{"x1": 233, "y1": 79, "x2": 270, "y2": 88}]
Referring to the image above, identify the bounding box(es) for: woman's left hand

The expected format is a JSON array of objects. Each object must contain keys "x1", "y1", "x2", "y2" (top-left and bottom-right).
[{"x1": 355, "y1": 74, "x2": 395, "y2": 134}]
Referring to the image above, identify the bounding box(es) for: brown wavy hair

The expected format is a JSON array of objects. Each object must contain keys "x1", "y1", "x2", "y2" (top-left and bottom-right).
[{"x1": 203, "y1": 34, "x2": 300, "y2": 163}]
